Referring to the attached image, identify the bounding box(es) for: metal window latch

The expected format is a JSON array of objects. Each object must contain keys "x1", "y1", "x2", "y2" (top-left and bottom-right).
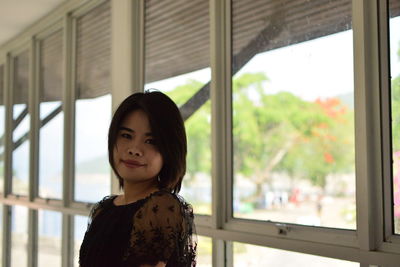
[{"x1": 275, "y1": 223, "x2": 290, "y2": 235}]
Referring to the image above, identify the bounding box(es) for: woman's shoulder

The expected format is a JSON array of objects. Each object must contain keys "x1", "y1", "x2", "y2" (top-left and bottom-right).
[
  {"x1": 135, "y1": 190, "x2": 193, "y2": 220},
  {"x1": 143, "y1": 190, "x2": 192, "y2": 211},
  {"x1": 89, "y1": 195, "x2": 118, "y2": 219},
  {"x1": 95, "y1": 194, "x2": 118, "y2": 207}
]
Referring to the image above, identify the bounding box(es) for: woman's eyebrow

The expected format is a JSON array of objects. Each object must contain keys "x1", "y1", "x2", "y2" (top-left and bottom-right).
[
  {"x1": 119, "y1": 126, "x2": 153, "y2": 136},
  {"x1": 119, "y1": 126, "x2": 133, "y2": 132}
]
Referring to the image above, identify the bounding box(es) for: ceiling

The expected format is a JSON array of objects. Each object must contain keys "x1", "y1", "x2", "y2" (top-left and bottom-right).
[{"x1": 0, "y1": 0, "x2": 67, "y2": 46}]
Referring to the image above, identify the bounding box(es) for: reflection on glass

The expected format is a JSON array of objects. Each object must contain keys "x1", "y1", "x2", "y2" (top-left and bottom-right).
[
  {"x1": 197, "y1": 236, "x2": 212, "y2": 267},
  {"x1": 0, "y1": 65, "x2": 5, "y2": 194},
  {"x1": 12, "y1": 51, "x2": 30, "y2": 195},
  {"x1": 38, "y1": 210, "x2": 62, "y2": 267},
  {"x1": 145, "y1": 0, "x2": 211, "y2": 215},
  {"x1": 232, "y1": 0, "x2": 355, "y2": 229},
  {"x1": 74, "y1": 215, "x2": 88, "y2": 267},
  {"x1": 74, "y1": 2, "x2": 111, "y2": 203},
  {"x1": 145, "y1": 69, "x2": 212, "y2": 215},
  {"x1": 75, "y1": 95, "x2": 111, "y2": 202},
  {"x1": 389, "y1": 1, "x2": 400, "y2": 234},
  {"x1": 11, "y1": 206, "x2": 28, "y2": 267},
  {"x1": 39, "y1": 30, "x2": 64, "y2": 199},
  {"x1": 233, "y1": 242, "x2": 358, "y2": 267}
]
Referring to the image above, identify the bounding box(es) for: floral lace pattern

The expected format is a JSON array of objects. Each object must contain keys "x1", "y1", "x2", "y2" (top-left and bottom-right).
[{"x1": 79, "y1": 190, "x2": 196, "y2": 267}]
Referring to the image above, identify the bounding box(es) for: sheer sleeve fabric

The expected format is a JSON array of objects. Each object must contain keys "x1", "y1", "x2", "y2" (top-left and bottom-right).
[
  {"x1": 123, "y1": 191, "x2": 197, "y2": 267},
  {"x1": 79, "y1": 195, "x2": 116, "y2": 267}
]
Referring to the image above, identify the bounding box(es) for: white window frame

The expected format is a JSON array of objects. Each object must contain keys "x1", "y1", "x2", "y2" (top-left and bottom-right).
[{"x1": 0, "y1": 0, "x2": 399, "y2": 266}]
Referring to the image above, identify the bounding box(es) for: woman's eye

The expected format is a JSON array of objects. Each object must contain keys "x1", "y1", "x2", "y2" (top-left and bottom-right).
[
  {"x1": 145, "y1": 139, "x2": 155, "y2": 144},
  {"x1": 121, "y1": 133, "x2": 131, "y2": 139}
]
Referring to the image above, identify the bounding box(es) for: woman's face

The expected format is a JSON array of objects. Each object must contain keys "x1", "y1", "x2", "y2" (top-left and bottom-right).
[{"x1": 113, "y1": 110, "x2": 163, "y2": 185}]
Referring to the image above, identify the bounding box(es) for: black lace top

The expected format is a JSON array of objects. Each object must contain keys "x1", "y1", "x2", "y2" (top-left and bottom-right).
[{"x1": 79, "y1": 190, "x2": 197, "y2": 267}]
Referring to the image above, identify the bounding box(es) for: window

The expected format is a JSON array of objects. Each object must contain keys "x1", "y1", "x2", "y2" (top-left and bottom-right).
[
  {"x1": 231, "y1": 0, "x2": 355, "y2": 230},
  {"x1": 12, "y1": 51, "x2": 30, "y2": 196},
  {"x1": 38, "y1": 210, "x2": 62, "y2": 267},
  {"x1": 11, "y1": 206, "x2": 28, "y2": 267},
  {"x1": 233, "y1": 242, "x2": 358, "y2": 267},
  {"x1": 144, "y1": 0, "x2": 212, "y2": 215},
  {"x1": 74, "y1": 1, "x2": 111, "y2": 203},
  {"x1": 74, "y1": 215, "x2": 88, "y2": 267},
  {"x1": 38, "y1": 30, "x2": 64, "y2": 200},
  {"x1": 197, "y1": 236, "x2": 212, "y2": 267},
  {"x1": 0, "y1": 0, "x2": 399, "y2": 266}
]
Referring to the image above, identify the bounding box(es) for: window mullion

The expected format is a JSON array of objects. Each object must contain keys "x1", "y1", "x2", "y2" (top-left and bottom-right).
[
  {"x1": 378, "y1": 0, "x2": 395, "y2": 244},
  {"x1": 110, "y1": 0, "x2": 145, "y2": 195},
  {"x1": 352, "y1": 0, "x2": 384, "y2": 252},
  {"x1": 210, "y1": 0, "x2": 231, "y2": 265},
  {"x1": 27, "y1": 34, "x2": 39, "y2": 267},
  {"x1": 2, "y1": 52, "x2": 13, "y2": 267},
  {"x1": 61, "y1": 14, "x2": 75, "y2": 267}
]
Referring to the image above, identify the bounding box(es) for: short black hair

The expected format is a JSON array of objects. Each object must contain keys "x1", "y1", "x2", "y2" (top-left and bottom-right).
[{"x1": 108, "y1": 90, "x2": 187, "y2": 193}]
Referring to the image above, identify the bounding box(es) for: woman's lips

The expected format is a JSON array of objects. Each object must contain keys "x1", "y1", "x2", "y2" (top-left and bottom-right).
[{"x1": 122, "y1": 160, "x2": 145, "y2": 168}]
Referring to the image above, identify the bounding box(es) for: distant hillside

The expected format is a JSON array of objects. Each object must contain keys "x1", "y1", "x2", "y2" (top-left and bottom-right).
[
  {"x1": 76, "y1": 155, "x2": 110, "y2": 174},
  {"x1": 336, "y1": 92, "x2": 354, "y2": 109}
]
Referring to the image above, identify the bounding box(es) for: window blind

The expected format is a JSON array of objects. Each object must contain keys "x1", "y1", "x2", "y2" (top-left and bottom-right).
[
  {"x1": 13, "y1": 51, "x2": 29, "y2": 105},
  {"x1": 40, "y1": 30, "x2": 63, "y2": 103},
  {"x1": 76, "y1": 0, "x2": 111, "y2": 99}
]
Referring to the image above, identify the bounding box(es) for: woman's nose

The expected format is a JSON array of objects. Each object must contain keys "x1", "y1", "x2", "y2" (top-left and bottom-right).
[{"x1": 127, "y1": 143, "x2": 143, "y2": 157}]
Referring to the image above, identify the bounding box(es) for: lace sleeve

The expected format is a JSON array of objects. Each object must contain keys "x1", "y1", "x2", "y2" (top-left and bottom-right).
[
  {"x1": 79, "y1": 195, "x2": 113, "y2": 267},
  {"x1": 87, "y1": 195, "x2": 110, "y2": 225},
  {"x1": 123, "y1": 191, "x2": 197, "y2": 267}
]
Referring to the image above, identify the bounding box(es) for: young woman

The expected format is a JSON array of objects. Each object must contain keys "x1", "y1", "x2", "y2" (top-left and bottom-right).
[{"x1": 79, "y1": 91, "x2": 197, "y2": 267}]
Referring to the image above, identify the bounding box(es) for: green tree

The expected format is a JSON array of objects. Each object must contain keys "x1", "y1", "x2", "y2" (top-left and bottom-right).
[
  {"x1": 279, "y1": 98, "x2": 354, "y2": 190},
  {"x1": 232, "y1": 72, "x2": 354, "y2": 202},
  {"x1": 165, "y1": 72, "x2": 354, "y2": 204},
  {"x1": 167, "y1": 80, "x2": 212, "y2": 182}
]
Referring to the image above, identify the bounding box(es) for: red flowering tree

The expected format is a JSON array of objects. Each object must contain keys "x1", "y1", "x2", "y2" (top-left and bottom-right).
[
  {"x1": 232, "y1": 73, "x2": 354, "y2": 200},
  {"x1": 277, "y1": 97, "x2": 355, "y2": 191},
  {"x1": 168, "y1": 72, "x2": 355, "y2": 203}
]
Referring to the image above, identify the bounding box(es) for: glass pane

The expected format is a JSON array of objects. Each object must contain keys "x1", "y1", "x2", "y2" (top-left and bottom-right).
[
  {"x1": 197, "y1": 236, "x2": 212, "y2": 267},
  {"x1": 74, "y1": 215, "x2": 88, "y2": 267},
  {"x1": 39, "y1": 30, "x2": 64, "y2": 199},
  {"x1": 12, "y1": 51, "x2": 30, "y2": 195},
  {"x1": 0, "y1": 65, "x2": 5, "y2": 194},
  {"x1": 75, "y1": 95, "x2": 111, "y2": 202},
  {"x1": 390, "y1": 0, "x2": 400, "y2": 234},
  {"x1": 145, "y1": 0, "x2": 211, "y2": 215},
  {"x1": 38, "y1": 210, "x2": 62, "y2": 267},
  {"x1": 75, "y1": 2, "x2": 111, "y2": 203},
  {"x1": 232, "y1": 0, "x2": 355, "y2": 229},
  {"x1": 233, "y1": 242, "x2": 358, "y2": 267},
  {"x1": 11, "y1": 206, "x2": 28, "y2": 267}
]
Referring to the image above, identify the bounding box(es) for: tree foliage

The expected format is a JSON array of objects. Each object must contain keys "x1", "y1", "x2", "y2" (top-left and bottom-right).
[
  {"x1": 232, "y1": 72, "x2": 354, "y2": 194},
  {"x1": 167, "y1": 80, "x2": 212, "y2": 180},
  {"x1": 167, "y1": 72, "x2": 355, "y2": 199}
]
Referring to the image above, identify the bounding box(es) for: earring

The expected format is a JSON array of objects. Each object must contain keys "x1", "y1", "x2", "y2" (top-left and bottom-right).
[{"x1": 157, "y1": 176, "x2": 161, "y2": 183}]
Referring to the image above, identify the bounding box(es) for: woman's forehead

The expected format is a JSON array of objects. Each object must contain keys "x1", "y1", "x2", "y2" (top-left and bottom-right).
[{"x1": 120, "y1": 110, "x2": 152, "y2": 132}]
